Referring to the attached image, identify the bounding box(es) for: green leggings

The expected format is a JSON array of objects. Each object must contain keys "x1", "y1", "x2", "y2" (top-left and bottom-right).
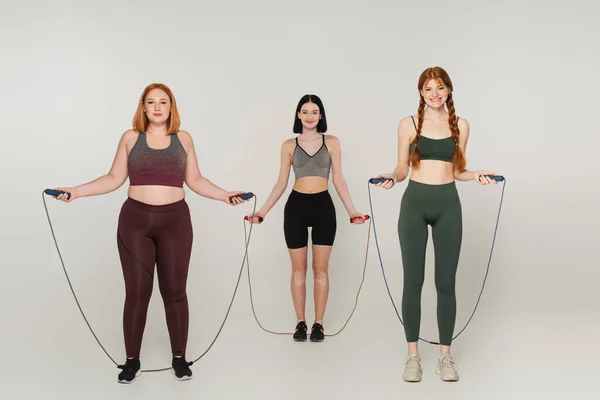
[{"x1": 398, "y1": 180, "x2": 462, "y2": 346}]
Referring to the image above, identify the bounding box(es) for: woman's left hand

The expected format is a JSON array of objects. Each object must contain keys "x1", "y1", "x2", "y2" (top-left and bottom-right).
[
  {"x1": 473, "y1": 171, "x2": 499, "y2": 185},
  {"x1": 349, "y1": 211, "x2": 367, "y2": 224}
]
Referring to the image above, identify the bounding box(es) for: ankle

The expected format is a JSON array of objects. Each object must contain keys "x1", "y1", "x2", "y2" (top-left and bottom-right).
[{"x1": 407, "y1": 343, "x2": 418, "y2": 355}]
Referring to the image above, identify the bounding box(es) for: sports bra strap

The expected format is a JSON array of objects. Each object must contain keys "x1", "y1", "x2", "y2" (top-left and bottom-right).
[{"x1": 410, "y1": 115, "x2": 460, "y2": 131}]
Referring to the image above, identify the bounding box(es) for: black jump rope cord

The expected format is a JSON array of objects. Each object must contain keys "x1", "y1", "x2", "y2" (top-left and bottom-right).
[
  {"x1": 43, "y1": 178, "x2": 504, "y2": 371},
  {"x1": 368, "y1": 178, "x2": 506, "y2": 345},
  {"x1": 42, "y1": 192, "x2": 258, "y2": 373}
]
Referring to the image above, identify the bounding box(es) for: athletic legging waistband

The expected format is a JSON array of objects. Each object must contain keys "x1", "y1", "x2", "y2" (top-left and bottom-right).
[{"x1": 124, "y1": 197, "x2": 188, "y2": 213}]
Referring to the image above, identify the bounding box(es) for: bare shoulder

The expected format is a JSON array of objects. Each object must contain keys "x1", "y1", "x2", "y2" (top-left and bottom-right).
[
  {"x1": 120, "y1": 129, "x2": 139, "y2": 152},
  {"x1": 175, "y1": 130, "x2": 194, "y2": 154},
  {"x1": 457, "y1": 117, "x2": 470, "y2": 138},
  {"x1": 121, "y1": 129, "x2": 138, "y2": 141},
  {"x1": 398, "y1": 115, "x2": 416, "y2": 130},
  {"x1": 457, "y1": 117, "x2": 470, "y2": 129},
  {"x1": 282, "y1": 137, "x2": 296, "y2": 149},
  {"x1": 398, "y1": 116, "x2": 417, "y2": 142},
  {"x1": 278, "y1": 138, "x2": 294, "y2": 162},
  {"x1": 324, "y1": 134, "x2": 340, "y2": 147},
  {"x1": 176, "y1": 129, "x2": 193, "y2": 143}
]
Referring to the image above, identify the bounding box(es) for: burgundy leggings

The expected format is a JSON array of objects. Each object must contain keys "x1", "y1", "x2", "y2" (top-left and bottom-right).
[{"x1": 117, "y1": 197, "x2": 193, "y2": 358}]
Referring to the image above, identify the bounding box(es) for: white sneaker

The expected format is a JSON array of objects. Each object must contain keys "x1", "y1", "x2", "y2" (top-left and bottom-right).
[
  {"x1": 435, "y1": 353, "x2": 459, "y2": 381},
  {"x1": 403, "y1": 353, "x2": 422, "y2": 382}
]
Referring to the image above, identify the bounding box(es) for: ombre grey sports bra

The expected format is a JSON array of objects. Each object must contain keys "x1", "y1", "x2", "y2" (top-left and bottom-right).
[{"x1": 292, "y1": 134, "x2": 332, "y2": 179}]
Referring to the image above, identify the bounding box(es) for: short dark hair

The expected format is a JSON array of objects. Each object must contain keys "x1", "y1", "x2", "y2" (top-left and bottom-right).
[{"x1": 293, "y1": 94, "x2": 328, "y2": 134}]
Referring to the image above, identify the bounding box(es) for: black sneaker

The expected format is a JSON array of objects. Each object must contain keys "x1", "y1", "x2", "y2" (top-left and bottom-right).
[
  {"x1": 117, "y1": 357, "x2": 141, "y2": 384},
  {"x1": 310, "y1": 323, "x2": 325, "y2": 342},
  {"x1": 172, "y1": 356, "x2": 193, "y2": 381},
  {"x1": 293, "y1": 321, "x2": 308, "y2": 341}
]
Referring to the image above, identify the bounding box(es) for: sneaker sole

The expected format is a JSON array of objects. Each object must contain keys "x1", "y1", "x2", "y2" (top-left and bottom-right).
[
  {"x1": 171, "y1": 368, "x2": 193, "y2": 381},
  {"x1": 118, "y1": 370, "x2": 141, "y2": 384},
  {"x1": 309, "y1": 337, "x2": 324, "y2": 342},
  {"x1": 293, "y1": 337, "x2": 307, "y2": 342},
  {"x1": 435, "y1": 365, "x2": 459, "y2": 382},
  {"x1": 403, "y1": 372, "x2": 422, "y2": 383}
]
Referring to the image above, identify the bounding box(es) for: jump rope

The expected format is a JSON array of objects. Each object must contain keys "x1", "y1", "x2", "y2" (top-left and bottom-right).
[
  {"x1": 241, "y1": 175, "x2": 505, "y2": 344},
  {"x1": 242, "y1": 210, "x2": 373, "y2": 337},
  {"x1": 43, "y1": 173, "x2": 504, "y2": 371},
  {"x1": 42, "y1": 189, "x2": 259, "y2": 373},
  {"x1": 366, "y1": 175, "x2": 506, "y2": 344}
]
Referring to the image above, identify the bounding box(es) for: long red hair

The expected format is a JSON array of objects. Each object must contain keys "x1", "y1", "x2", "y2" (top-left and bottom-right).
[
  {"x1": 408, "y1": 67, "x2": 466, "y2": 172},
  {"x1": 132, "y1": 83, "x2": 181, "y2": 134}
]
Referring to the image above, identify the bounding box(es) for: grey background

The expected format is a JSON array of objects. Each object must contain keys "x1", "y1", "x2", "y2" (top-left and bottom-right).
[{"x1": 1, "y1": 0, "x2": 598, "y2": 398}]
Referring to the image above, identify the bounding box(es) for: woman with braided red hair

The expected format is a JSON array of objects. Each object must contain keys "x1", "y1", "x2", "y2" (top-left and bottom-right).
[{"x1": 375, "y1": 67, "x2": 499, "y2": 382}]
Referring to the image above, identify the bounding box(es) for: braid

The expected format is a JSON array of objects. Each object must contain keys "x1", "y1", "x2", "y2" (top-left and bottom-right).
[
  {"x1": 408, "y1": 96, "x2": 426, "y2": 168},
  {"x1": 446, "y1": 93, "x2": 466, "y2": 171}
]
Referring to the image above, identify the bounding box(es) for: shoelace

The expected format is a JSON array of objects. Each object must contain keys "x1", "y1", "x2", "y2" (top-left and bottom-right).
[
  {"x1": 405, "y1": 355, "x2": 421, "y2": 368},
  {"x1": 173, "y1": 358, "x2": 193, "y2": 368},
  {"x1": 439, "y1": 355, "x2": 458, "y2": 370},
  {"x1": 117, "y1": 360, "x2": 139, "y2": 373}
]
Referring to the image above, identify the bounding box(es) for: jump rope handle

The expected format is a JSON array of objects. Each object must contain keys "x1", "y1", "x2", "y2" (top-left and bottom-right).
[
  {"x1": 369, "y1": 177, "x2": 393, "y2": 184},
  {"x1": 233, "y1": 192, "x2": 263, "y2": 222},
  {"x1": 244, "y1": 215, "x2": 264, "y2": 223},
  {"x1": 230, "y1": 192, "x2": 255, "y2": 202},
  {"x1": 485, "y1": 175, "x2": 505, "y2": 182},
  {"x1": 350, "y1": 215, "x2": 370, "y2": 223},
  {"x1": 44, "y1": 188, "x2": 71, "y2": 200}
]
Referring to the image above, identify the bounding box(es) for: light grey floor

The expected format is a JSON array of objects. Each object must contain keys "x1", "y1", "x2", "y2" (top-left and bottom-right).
[{"x1": 5, "y1": 230, "x2": 598, "y2": 399}]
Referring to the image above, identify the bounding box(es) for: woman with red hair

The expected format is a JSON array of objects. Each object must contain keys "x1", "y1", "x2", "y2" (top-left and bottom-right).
[
  {"x1": 52, "y1": 83, "x2": 247, "y2": 383},
  {"x1": 375, "y1": 67, "x2": 499, "y2": 382}
]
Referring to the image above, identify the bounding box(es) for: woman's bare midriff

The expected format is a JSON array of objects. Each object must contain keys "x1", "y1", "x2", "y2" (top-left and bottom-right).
[
  {"x1": 409, "y1": 160, "x2": 455, "y2": 185},
  {"x1": 127, "y1": 185, "x2": 186, "y2": 206},
  {"x1": 293, "y1": 176, "x2": 329, "y2": 194}
]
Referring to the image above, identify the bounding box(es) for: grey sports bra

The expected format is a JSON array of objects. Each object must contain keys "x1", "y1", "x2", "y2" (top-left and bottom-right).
[{"x1": 291, "y1": 134, "x2": 332, "y2": 179}]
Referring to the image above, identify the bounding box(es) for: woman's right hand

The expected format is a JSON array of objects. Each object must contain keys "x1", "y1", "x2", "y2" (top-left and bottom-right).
[
  {"x1": 245, "y1": 213, "x2": 264, "y2": 224},
  {"x1": 375, "y1": 174, "x2": 397, "y2": 190},
  {"x1": 53, "y1": 187, "x2": 78, "y2": 203}
]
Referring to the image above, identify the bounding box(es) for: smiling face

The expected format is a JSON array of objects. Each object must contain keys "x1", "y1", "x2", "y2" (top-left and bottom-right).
[
  {"x1": 420, "y1": 78, "x2": 450, "y2": 109},
  {"x1": 297, "y1": 101, "x2": 321, "y2": 131},
  {"x1": 143, "y1": 88, "x2": 172, "y2": 125}
]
